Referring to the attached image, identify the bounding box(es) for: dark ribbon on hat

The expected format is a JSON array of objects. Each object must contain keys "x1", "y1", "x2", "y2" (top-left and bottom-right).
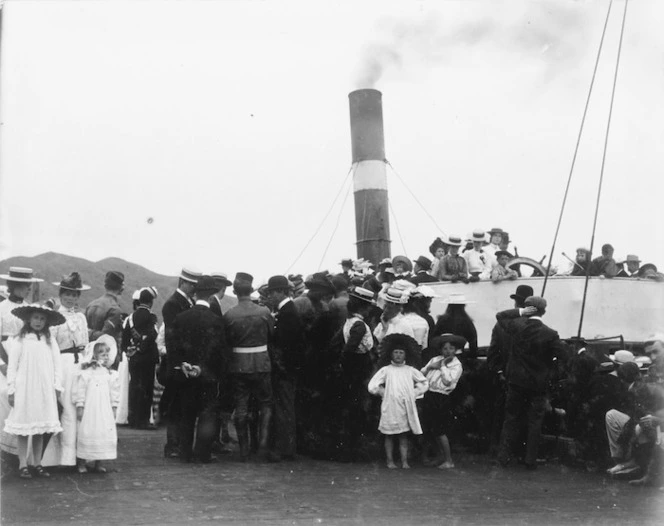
[{"x1": 8, "y1": 269, "x2": 34, "y2": 280}]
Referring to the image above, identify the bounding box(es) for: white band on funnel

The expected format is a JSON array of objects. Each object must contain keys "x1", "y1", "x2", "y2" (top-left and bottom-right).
[{"x1": 353, "y1": 161, "x2": 388, "y2": 192}]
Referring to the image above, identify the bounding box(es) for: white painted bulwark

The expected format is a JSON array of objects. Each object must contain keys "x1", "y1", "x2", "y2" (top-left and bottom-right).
[
  {"x1": 429, "y1": 276, "x2": 664, "y2": 347},
  {"x1": 352, "y1": 161, "x2": 388, "y2": 192}
]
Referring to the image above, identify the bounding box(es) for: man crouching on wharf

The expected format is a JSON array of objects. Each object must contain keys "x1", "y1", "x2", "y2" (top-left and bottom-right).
[
  {"x1": 223, "y1": 273, "x2": 274, "y2": 461},
  {"x1": 495, "y1": 296, "x2": 570, "y2": 470}
]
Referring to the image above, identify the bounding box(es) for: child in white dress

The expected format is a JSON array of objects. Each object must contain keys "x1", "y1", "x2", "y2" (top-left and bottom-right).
[
  {"x1": 74, "y1": 339, "x2": 120, "y2": 474},
  {"x1": 4, "y1": 305, "x2": 65, "y2": 479},
  {"x1": 368, "y1": 333, "x2": 428, "y2": 469}
]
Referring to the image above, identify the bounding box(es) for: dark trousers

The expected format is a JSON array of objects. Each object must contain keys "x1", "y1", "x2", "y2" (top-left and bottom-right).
[
  {"x1": 128, "y1": 355, "x2": 156, "y2": 427},
  {"x1": 498, "y1": 383, "x2": 547, "y2": 466},
  {"x1": 178, "y1": 381, "x2": 218, "y2": 462},
  {"x1": 161, "y1": 384, "x2": 181, "y2": 452},
  {"x1": 272, "y1": 370, "x2": 297, "y2": 457},
  {"x1": 233, "y1": 372, "x2": 273, "y2": 421}
]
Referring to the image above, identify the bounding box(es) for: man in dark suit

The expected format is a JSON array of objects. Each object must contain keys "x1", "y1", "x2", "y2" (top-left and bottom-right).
[
  {"x1": 495, "y1": 296, "x2": 569, "y2": 469},
  {"x1": 409, "y1": 256, "x2": 438, "y2": 284},
  {"x1": 122, "y1": 288, "x2": 159, "y2": 430},
  {"x1": 170, "y1": 276, "x2": 227, "y2": 463},
  {"x1": 209, "y1": 272, "x2": 233, "y2": 317},
  {"x1": 486, "y1": 284, "x2": 533, "y2": 454},
  {"x1": 265, "y1": 275, "x2": 306, "y2": 461},
  {"x1": 161, "y1": 267, "x2": 200, "y2": 458}
]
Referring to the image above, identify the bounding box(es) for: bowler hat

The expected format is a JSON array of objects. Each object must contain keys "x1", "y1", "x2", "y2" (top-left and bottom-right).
[
  {"x1": 413, "y1": 256, "x2": 432, "y2": 271},
  {"x1": 510, "y1": 285, "x2": 534, "y2": 302},
  {"x1": 12, "y1": 305, "x2": 66, "y2": 327},
  {"x1": 0, "y1": 267, "x2": 43, "y2": 283},
  {"x1": 266, "y1": 275, "x2": 290, "y2": 291},
  {"x1": 53, "y1": 272, "x2": 91, "y2": 291},
  {"x1": 195, "y1": 275, "x2": 221, "y2": 294}
]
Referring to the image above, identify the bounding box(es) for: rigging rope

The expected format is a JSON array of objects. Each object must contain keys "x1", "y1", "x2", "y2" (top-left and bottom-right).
[
  {"x1": 578, "y1": 0, "x2": 630, "y2": 338},
  {"x1": 386, "y1": 161, "x2": 447, "y2": 238},
  {"x1": 541, "y1": 0, "x2": 615, "y2": 297},
  {"x1": 284, "y1": 165, "x2": 353, "y2": 274},
  {"x1": 318, "y1": 180, "x2": 353, "y2": 271},
  {"x1": 389, "y1": 200, "x2": 408, "y2": 257}
]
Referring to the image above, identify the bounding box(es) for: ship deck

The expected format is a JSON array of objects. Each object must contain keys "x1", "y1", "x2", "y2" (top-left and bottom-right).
[{"x1": 1, "y1": 427, "x2": 662, "y2": 525}]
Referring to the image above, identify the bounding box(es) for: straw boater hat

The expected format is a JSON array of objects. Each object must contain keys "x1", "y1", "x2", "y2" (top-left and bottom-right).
[
  {"x1": 470, "y1": 229, "x2": 486, "y2": 243},
  {"x1": 444, "y1": 293, "x2": 475, "y2": 304},
  {"x1": 348, "y1": 286, "x2": 376, "y2": 305},
  {"x1": 11, "y1": 304, "x2": 66, "y2": 326},
  {"x1": 52, "y1": 272, "x2": 91, "y2": 291},
  {"x1": 445, "y1": 235, "x2": 463, "y2": 247},
  {"x1": 0, "y1": 267, "x2": 44, "y2": 283},
  {"x1": 384, "y1": 286, "x2": 409, "y2": 304},
  {"x1": 211, "y1": 272, "x2": 233, "y2": 288},
  {"x1": 625, "y1": 255, "x2": 641, "y2": 263},
  {"x1": 179, "y1": 267, "x2": 202, "y2": 283}
]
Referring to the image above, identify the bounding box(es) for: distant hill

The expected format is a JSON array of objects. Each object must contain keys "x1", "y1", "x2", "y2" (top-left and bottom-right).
[{"x1": 0, "y1": 252, "x2": 237, "y2": 322}]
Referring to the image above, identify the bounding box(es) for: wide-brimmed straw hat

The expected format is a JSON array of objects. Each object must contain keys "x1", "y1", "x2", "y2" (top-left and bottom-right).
[
  {"x1": 443, "y1": 293, "x2": 475, "y2": 304},
  {"x1": 11, "y1": 304, "x2": 66, "y2": 326},
  {"x1": 433, "y1": 333, "x2": 468, "y2": 354},
  {"x1": 446, "y1": 235, "x2": 463, "y2": 247},
  {"x1": 0, "y1": 267, "x2": 44, "y2": 283},
  {"x1": 52, "y1": 272, "x2": 91, "y2": 291}
]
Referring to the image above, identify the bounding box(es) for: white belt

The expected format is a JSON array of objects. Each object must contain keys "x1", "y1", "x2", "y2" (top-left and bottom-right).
[{"x1": 233, "y1": 345, "x2": 268, "y2": 354}]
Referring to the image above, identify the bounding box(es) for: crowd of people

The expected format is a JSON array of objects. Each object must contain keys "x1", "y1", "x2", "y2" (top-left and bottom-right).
[{"x1": 0, "y1": 227, "x2": 662, "y2": 486}]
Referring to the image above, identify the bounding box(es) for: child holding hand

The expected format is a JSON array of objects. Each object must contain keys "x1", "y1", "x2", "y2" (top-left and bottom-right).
[
  {"x1": 74, "y1": 336, "x2": 120, "y2": 474},
  {"x1": 368, "y1": 334, "x2": 428, "y2": 469}
]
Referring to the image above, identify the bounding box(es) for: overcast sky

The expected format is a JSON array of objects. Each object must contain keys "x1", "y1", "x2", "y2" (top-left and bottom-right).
[{"x1": 1, "y1": 0, "x2": 662, "y2": 285}]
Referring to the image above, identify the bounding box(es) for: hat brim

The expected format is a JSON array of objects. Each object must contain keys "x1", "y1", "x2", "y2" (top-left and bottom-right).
[
  {"x1": 509, "y1": 294, "x2": 526, "y2": 301},
  {"x1": 179, "y1": 275, "x2": 199, "y2": 283},
  {"x1": 213, "y1": 279, "x2": 233, "y2": 287},
  {"x1": 52, "y1": 282, "x2": 92, "y2": 291},
  {"x1": 443, "y1": 298, "x2": 476, "y2": 304},
  {"x1": 11, "y1": 305, "x2": 66, "y2": 326},
  {"x1": 348, "y1": 292, "x2": 376, "y2": 305},
  {"x1": 0, "y1": 274, "x2": 44, "y2": 283},
  {"x1": 438, "y1": 333, "x2": 468, "y2": 348},
  {"x1": 85, "y1": 334, "x2": 118, "y2": 366}
]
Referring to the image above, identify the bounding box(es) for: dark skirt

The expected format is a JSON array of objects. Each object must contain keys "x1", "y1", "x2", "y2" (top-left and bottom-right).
[{"x1": 421, "y1": 391, "x2": 454, "y2": 437}]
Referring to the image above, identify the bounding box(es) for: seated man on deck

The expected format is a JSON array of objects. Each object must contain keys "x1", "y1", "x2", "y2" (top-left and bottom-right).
[
  {"x1": 617, "y1": 255, "x2": 641, "y2": 278},
  {"x1": 490, "y1": 251, "x2": 518, "y2": 283}
]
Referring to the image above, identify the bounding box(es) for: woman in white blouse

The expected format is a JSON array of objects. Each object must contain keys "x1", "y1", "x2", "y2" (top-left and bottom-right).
[{"x1": 42, "y1": 272, "x2": 91, "y2": 468}]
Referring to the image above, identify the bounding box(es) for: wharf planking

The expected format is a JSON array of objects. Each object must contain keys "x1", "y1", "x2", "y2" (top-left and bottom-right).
[{"x1": 1, "y1": 427, "x2": 662, "y2": 525}]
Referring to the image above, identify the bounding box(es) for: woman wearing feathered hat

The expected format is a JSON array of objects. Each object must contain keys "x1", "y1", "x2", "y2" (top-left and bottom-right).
[
  {"x1": 42, "y1": 273, "x2": 92, "y2": 468},
  {"x1": 0, "y1": 267, "x2": 43, "y2": 457},
  {"x1": 4, "y1": 304, "x2": 66, "y2": 478}
]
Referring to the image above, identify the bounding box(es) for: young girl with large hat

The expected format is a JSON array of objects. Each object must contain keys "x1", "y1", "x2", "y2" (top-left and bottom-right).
[
  {"x1": 0, "y1": 267, "x2": 44, "y2": 457},
  {"x1": 41, "y1": 273, "x2": 92, "y2": 468},
  {"x1": 4, "y1": 304, "x2": 66, "y2": 478}
]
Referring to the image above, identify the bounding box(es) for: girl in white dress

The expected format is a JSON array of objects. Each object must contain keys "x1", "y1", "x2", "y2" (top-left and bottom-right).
[
  {"x1": 0, "y1": 267, "x2": 44, "y2": 457},
  {"x1": 368, "y1": 333, "x2": 428, "y2": 469},
  {"x1": 74, "y1": 338, "x2": 120, "y2": 474},
  {"x1": 4, "y1": 304, "x2": 65, "y2": 479},
  {"x1": 41, "y1": 273, "x2": 91, "y2": 468}
]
